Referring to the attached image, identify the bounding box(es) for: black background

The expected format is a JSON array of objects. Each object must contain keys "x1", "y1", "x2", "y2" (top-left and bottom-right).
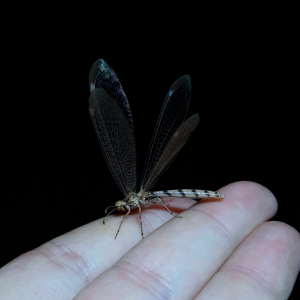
[{"x1": 1, "y1": 10, "x2": 298, "y2": 298}]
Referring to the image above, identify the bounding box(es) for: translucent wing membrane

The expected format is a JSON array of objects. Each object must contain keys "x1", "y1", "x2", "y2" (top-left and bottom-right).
[
  {"x1": 142, "y1": 114, "x2": 199, "y2": 192},
  {"x1": 140, "y1": 75, "x2": 192, "y2": 190},
  {"x1": 88, "y1": 59, "x2": 223, "y2": 240},
  {"x1": 89, "y1": 58, "x2": 135, "y2": 135},
  {"x1": 89, "y1": 88, "x2": 136, "y2": 196}
]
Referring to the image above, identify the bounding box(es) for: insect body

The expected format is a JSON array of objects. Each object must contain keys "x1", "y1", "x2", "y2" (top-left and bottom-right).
[{"x1": 89, "y1": 59, "x2": 224, "y2": 239}]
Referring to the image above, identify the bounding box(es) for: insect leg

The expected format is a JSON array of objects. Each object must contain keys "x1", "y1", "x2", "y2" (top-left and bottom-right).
[
  {"x1": 157, "y1": 197, "x2": 182, "y2": 218},
  {"x1": 115, "y1": 208, "x2": 131, "y2": 239},
  {"x1": 151, "y1": 199, "x2": 170, "y2": 207},
  {"x1": 137, "y1": 202, "x2": 144, "y2": 240}
]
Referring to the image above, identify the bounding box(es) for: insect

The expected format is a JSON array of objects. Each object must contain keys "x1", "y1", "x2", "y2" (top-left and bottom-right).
[{"x1": 89, "y1": 59, "x2": 224, "y2": 239}]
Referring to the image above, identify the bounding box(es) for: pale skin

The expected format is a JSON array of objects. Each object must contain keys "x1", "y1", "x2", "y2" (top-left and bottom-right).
[{"x1": 1, "y1": 181, "x2": 299, "y2": 300}]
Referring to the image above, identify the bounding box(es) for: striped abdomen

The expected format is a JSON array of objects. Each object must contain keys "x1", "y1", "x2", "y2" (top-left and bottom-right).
[{"x1": 151, "y1": 189, "x2": 224, "y2": 200}]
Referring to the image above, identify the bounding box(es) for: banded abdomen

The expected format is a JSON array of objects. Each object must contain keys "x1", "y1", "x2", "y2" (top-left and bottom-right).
[{"x1": 151, "y1": 189, "x2": 224, "y2": 200}]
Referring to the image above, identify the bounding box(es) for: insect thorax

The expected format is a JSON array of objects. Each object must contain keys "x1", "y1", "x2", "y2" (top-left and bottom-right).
[{"x1": 125, "y1": 190, "x2": 151, "y2": 207}]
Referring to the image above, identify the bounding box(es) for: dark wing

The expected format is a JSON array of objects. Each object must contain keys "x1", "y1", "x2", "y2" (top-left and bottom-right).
[
  {"x1": 141, "y1": 114, "x2": 199, "y2": 192},
  {"x1": 89, "y1": 88, "x2": 136, "y2": 196},
  {"x1": 140, "y1": 75, "x2": 192, "y2": 190},
  {"x1": 89, "y1": 58, "x2": 134, "y2": 134}
]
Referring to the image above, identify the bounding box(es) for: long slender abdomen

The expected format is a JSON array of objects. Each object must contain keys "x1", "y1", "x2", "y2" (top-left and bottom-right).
[{"x1": 152, "y1": 189, "x2": 224, "y2": 200}]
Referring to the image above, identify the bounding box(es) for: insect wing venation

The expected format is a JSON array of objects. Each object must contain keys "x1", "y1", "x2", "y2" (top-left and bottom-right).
[
  {"x1": 89, "y1": 58, "x2": 135, "y2": 135},
  {"x1": 141, "y1": 75, "x2": 192, "y2": 190},
  {"x1": 89, "y1": 87, "x2": 136, "y2": 196},
  {"x1": 142, "y1": 114, "x2": 200, "y2": 191}
]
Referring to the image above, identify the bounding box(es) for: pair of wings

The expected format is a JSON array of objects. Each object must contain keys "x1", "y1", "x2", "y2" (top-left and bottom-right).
[{"x1": 89, "y1": 59, "x2": 199, "y2": 197}]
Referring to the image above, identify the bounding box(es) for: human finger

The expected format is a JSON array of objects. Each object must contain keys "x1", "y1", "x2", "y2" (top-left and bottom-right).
[
  {"x1": 74, "y1": 181, "x2": 278, "y2": 300},
  {"x1": 0, "y1": 192, "x2": 195, "y2": 300},
  {"x1": 196, "y1": 221, "x2": 300, "y2": 299}
]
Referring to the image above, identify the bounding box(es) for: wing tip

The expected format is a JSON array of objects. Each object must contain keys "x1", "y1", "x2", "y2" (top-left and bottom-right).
[{"x1": 188, "y1": 113, "x2": 200, "y2": 124}]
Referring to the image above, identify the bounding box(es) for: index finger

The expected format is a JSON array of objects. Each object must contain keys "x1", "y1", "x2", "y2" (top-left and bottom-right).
[{"x1": 0, "y1": 183, "x2": 197, "y2": 299}]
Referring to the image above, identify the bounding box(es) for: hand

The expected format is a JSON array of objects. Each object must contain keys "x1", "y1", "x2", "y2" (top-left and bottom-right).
[{"x1": 1, "y1": 181, "x2": 299, "y2": 299}]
